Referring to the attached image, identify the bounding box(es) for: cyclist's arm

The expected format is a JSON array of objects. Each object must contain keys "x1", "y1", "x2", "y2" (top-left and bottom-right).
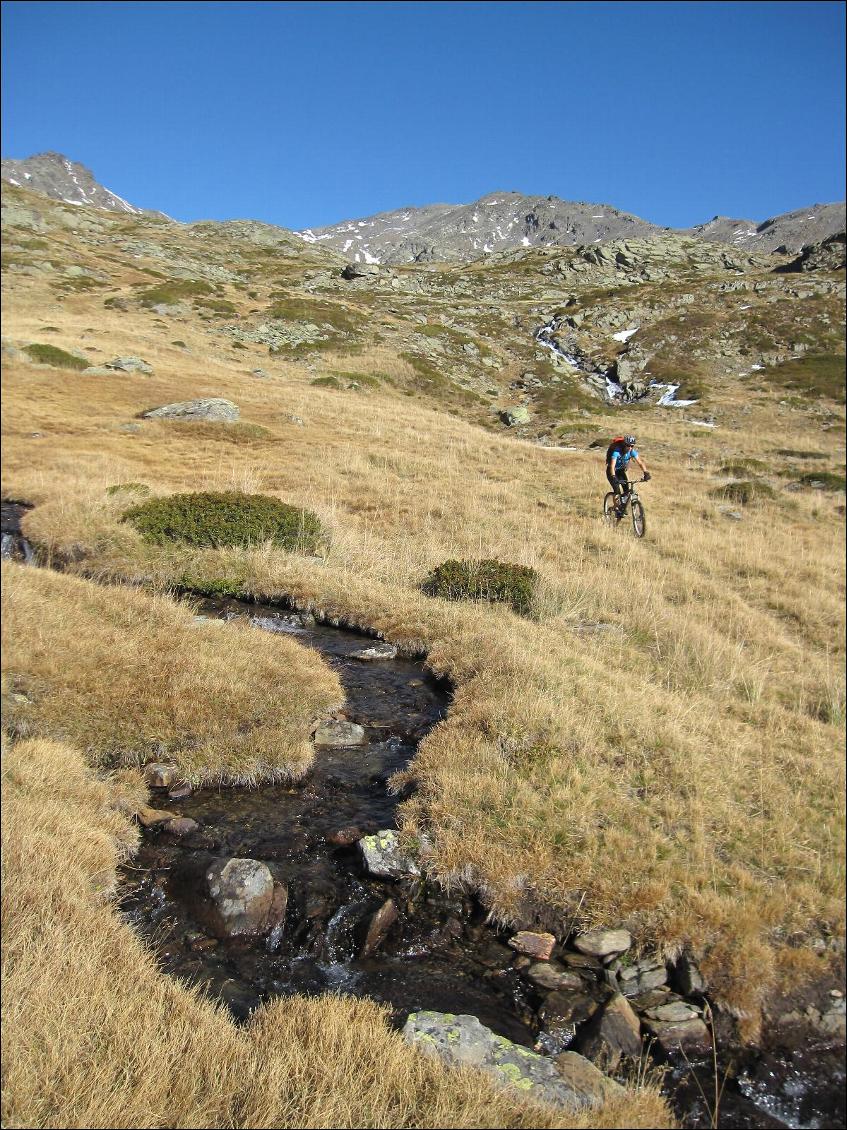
[{"x1": 633, "y1": 456, "x2": 648, "y2": 475}]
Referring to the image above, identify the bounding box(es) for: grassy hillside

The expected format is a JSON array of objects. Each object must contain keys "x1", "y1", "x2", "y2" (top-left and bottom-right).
[{"x1": 2, "y1": 181, "x2": 844, "y2": 1126}]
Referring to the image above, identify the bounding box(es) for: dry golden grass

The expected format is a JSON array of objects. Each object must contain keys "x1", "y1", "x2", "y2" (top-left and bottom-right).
[
  {"x1": 2, "y1": 562, "x2": 343, "y2": 784},
  {"x1": 1, "y1": 187, "x2": 843, "y2": 1123},
  {"x1": 1, "y1": 737, "x2": 672, "y2": 1129}
]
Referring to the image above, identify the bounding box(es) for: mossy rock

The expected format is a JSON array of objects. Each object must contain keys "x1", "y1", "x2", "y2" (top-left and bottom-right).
[
  {"x1": 23, "y1": 343, "x2": 88, "y2": 370},
  {"x1": 422, "y1": 559, "x2": 539, "y2": 616},
  {"x1": 122, "y1": 491, "x2": 324, "y2": 552},
  {"x1": 710, "y1": 480, "x2": 775, "y2": 506}
]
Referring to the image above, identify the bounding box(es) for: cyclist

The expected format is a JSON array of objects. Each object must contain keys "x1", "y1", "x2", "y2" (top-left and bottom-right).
[{"x1": 606, "y1": 434, "x2": 650, "y2": 517}]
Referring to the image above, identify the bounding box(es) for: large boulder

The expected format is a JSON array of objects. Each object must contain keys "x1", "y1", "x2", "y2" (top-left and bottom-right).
[
  {"x1": 573, "y1": 928, "x2": 632, "y2": 958},
  {"x1": 171, "y1": 854, "x2": 286, "y2": 939},
  {"x1": 142, "y1": 398, "x2": 240, "y2": 422},
  {"x1": 403, "y1": 1012, "x2": 623, "y2": 1109}
]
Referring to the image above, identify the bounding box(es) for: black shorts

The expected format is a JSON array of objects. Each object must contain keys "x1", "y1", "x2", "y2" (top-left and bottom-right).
[{"x1": 607, "y1": 470, "x2": 628, "y2": 496}]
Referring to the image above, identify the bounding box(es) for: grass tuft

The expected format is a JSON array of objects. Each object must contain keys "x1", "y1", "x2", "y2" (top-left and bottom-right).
[{"x1": 23, "y1": 343, "x2": 88, "y2": 370}]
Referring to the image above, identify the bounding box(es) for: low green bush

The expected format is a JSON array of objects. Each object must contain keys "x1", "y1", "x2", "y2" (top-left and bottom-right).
[
  {"x1": 310, "y1": 376, "x2": 342, "y2": 389},
  {"x1": 23, "y1": 343, "x2": 88, "y2": 370},
  {"x1": 718, "y1": 459, "x2": 768, "y2": 476},
  {"x1": 710, "y1": 480, "x2": 775, "y2": 506},
  {"x1": 122, "y1": 491, "x2": 323, "y2": 552},
  {"x1": 422, "y1": 558, "x2": 539, "y2": 616}
]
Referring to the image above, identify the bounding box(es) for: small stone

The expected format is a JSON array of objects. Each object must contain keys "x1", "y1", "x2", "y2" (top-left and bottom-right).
[
  {"x1": 644, "y1": 1016, "x2": 712, "y2": 1055},
  {"x1": 144, "y1": 763, "x2": 179, "y2": 788},
  {"x1": 326, "y1": 825, "x2": 364, "y2": 847},
  {"x1": 526, "y1": 962, "x2": 585, "y2": 992},
  {"x1": 136, "y1": 805, "x2": 177, "y2": 827},
  {"x1": 573, "y1": 929, "x2": 632, "y2": 958},
  {"x1": 539, "y1": 989, "x2": 600, "y2": 1029},
  {"x1": 313, "y1": 720, "x2": 366, "y2": 747},
  {"x1": 168, "y1": 782, "x2": 193, "y2": 800},
  {"x1": 360, "y1": 898, "x2": 398, "y2": 958},
  {"x1": 162, "y1": 817, "x2": 199, "y2": 836},
  {"x1": 645, "y1": 1001, "x2": 700, "y2": 1023},
  {"x1": 508, "y1": 931, "x2": 556, "y2": 960}
]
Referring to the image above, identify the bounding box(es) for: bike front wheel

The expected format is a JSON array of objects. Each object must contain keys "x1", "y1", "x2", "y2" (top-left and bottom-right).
[
  {"x1": 631, "y1": 500, "x2": 646, "y2": 538},
  {"x1": 603, "y1": 493, "x2": 618, "y2": 524}
]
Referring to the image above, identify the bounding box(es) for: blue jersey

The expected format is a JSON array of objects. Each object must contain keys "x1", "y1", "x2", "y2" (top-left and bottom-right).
[{"x1": 610, "y1": 447, "x2": 638, "y2": 472}]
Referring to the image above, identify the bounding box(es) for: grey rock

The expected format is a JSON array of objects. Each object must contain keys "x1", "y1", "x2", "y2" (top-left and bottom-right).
[
  {"x1": 403, "y1": 1011, "x2": 622, "y2": 1109},
  {"x1": 341, "y1": 261, "x2": 381, "y2": 280},
  {"x1": 526, "y1": 962, "x2": 586, "y2": 992},
  {"x1": 644, "y1": 1000, "x2": 701, "y2": 1023},
  {"x1": 573, "y1": 928, "x2": 632, "y2": 958},
  {"x1": 575, "y1": 994, "x2": 642, "y2": 1073},
  {"x1": 358, "y1": 830, "x2": 421, "y2": 879},
  {"x1": 171, "y1": 856, "x2": 283, "y2": 939},
  {"x1": 313, "y1": 720, "x2": 366, "y2": 747},
  {"x1": 105, "y1": 356, "x2": 153, "y2": 374},
  {"x1": 644, "y1": 1016, "x2": 712, "y2": 1055},
  {"x1": 618, "y1": 956, "x2": 668, "y2": 997},
  {"x1": 142, "y1": 398, "x2": 239, "y2": 422},
  {"x1": 672, "y1": 953, "x2": 707, "y2": 996},
  {"x1": 500, "y1": 406, "x2": 531, "y2": 427}
]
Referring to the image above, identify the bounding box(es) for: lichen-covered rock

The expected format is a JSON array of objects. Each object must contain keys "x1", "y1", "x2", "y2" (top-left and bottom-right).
[
  {"x1": 500, "y1": 406, "x2": 531, "y2": 426},
  {"x1": 618, "y1": 955, "x2": 668, "y2": 997},
  {"x1": 142, "y1": 398, "x2": 239, "y2": 422},
  {"x1": 403, "y1": 1011, "x2": 622, "y2": 1109},
  {"x1": 358, "y1": 830, "x2": 421, "y2": 879}
]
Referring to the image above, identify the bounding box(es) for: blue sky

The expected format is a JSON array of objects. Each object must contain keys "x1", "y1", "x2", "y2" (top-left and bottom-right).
[{"x1": 2, "y1": 1, "x2": 845, "y2": 229}]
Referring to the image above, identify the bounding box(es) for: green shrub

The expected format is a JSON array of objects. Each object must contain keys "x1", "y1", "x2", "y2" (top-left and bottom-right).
[
  {"x1": 710, "y1": 480, "x2": 775, "y2": 506},
  {"x1": 23, "y1": 344, "x2": 88, "y2": 370},
  {"x1": 422, "y1": 558, "x2": 539, "y2": 616},
  {"x1": 761, "y1": 354, "x2": 846, "y2": 401},
  {"x1": 122, "y1": 491, "x2": 323, "y2": 552},
  {"x1": 718, "y1": 459, "x2": 767, "y2": 476},
  {"x1": 310, "y1": 376, "x2": 342, "y2": 389},
  {"x1": 774, "y1": 449, "x2": 827, "y2": 459},
  {"x1": 171, "y1": 340, "x2": 187, "y2": 348},
  {"x1": 136, "y1": 279, "x2": 216, "y2": 307},
  {"x1": 106, "y1": 482, "x2": 151, "y2": 497}
]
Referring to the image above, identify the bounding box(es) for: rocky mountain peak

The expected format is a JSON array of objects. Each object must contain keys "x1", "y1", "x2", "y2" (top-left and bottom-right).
[{"x1": 1, "y1": 151, "x2": 144, "y2": 214}]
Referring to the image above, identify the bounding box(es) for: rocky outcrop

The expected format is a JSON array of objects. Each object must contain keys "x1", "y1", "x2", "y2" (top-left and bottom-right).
[
  {"x1": 775, "y1": 232, "x2": 846, "y2": 274},
  {"x1": 141, "y1": 398, "x2": 239, "y2": 422}
]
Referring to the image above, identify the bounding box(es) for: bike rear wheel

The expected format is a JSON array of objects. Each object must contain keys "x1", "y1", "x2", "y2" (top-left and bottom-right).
[
  {"x1": 603, "y1": 493, "x2": 618, "y2": 524},
  {"x1": 631, "y1": 500, "x2": 646, "y2": 538}
]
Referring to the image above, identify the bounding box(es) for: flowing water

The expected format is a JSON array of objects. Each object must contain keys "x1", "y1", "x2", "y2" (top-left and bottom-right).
[{"x1": 3, "y1": 500, "x2": 843, "y2": 1127}]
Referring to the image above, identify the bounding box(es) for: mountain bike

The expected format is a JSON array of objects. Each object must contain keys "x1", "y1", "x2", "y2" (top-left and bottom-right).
[{"x1": 603, "y1": 478, "x2": 647, "y2": 538}]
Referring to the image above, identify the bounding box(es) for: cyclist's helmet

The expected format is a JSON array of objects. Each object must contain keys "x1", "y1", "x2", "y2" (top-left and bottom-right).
[{"x1": 624, "y1": 435, "x2": 637, "y2": 445}]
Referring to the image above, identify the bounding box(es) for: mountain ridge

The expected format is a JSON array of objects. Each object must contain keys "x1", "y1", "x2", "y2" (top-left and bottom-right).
[{"x1": 2, "y1": 151, "x2": 844, "y2": 265}]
